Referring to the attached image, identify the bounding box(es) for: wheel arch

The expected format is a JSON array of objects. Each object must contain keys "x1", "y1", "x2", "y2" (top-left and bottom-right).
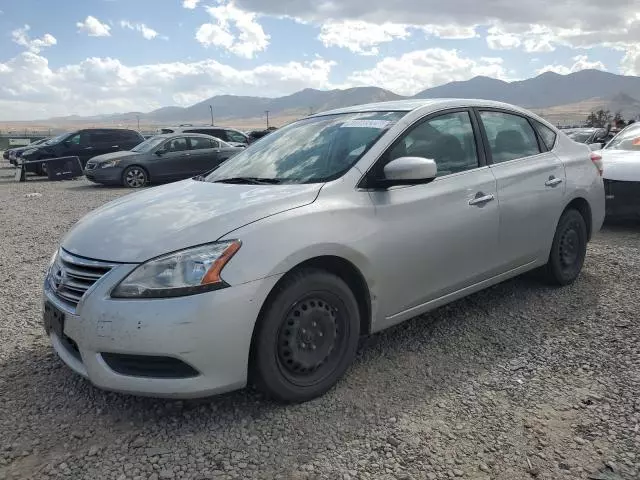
[{"x1": 562, "y1": 196, "x2": 593, "y2": 241}]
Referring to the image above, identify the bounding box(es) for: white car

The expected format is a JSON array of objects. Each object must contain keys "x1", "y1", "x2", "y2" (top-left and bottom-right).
[{"x1": 596, "y1": 123, "x2": 640, "y2": 219}]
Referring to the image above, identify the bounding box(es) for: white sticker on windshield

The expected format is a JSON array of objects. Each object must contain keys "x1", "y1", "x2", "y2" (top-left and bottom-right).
[{"x1": 340, "y1": 119, "x2": 391, "y2": 129}]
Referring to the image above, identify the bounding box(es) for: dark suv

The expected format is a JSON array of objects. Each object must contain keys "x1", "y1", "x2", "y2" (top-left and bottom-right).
[
  {"x1": 160, "y1": 126, "x2": 249, "y2": 147},
  {"x1": 21, "y1": 128, "x2": 144, "y2": 175}
]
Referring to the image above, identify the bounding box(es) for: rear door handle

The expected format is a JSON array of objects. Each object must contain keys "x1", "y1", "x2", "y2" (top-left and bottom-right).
[
  {"x1": 469, "y1": 193, "x2": 495, "y2": 206},
  {"x1": 545, "y1": 177, "x2": 563, "y2": 187}
]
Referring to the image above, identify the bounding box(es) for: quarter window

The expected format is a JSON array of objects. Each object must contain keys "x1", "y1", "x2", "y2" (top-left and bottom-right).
[
  {"x1": 479, "y1": 111, "x2": 541, "y2": 163},
  {"x1": 386, "y1": 111, "x2": 479, "y2": 176},
  {"x1": 533, "y1": 120, "x2": 557, "y2": 150}
]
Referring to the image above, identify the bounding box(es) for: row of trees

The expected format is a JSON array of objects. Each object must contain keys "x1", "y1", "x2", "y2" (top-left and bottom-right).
[{"x1": 585, "y1": 110, "x2": 635, "y2": 128}]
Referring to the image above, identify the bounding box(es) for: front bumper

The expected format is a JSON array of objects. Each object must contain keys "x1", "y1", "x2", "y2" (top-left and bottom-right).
[
  {"x1": 43, "y1": 261, "x2": 281, "y2": 398},
  {"x1": 604, "y1": 179, "x2": 640, "y2": 219},
  {"x1": 84, "y1": 166, "x2": 124, "y2": 185}
]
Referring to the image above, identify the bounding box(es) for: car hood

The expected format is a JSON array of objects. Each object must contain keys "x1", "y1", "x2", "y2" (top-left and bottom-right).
[
  {"x1": 62, "y1": 179, "x2": 322, "y2": 263},
  {"x1": 600, "y1": 149, "x2": 640, "y2": 182},
  {"x1": 88, "y1": 151, "x2": 140, "y2": 164}
]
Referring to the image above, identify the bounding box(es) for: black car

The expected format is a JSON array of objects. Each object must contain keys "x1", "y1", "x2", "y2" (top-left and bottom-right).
[
  {"x1": 84, "y1": 133, "x2": 244, "y2": 188},
  {"x1": 8, "y1": 137, "x2": 49, "y2": 165},
  {"x1": 21, "y1": 128, "x2": 144, "y2": 175},
  {"x1": 247, "y1": 128, "x2": 277, "y2": 143},
  {"x1": 159, "y1": 125, "x2": 250, "y2": 147}
]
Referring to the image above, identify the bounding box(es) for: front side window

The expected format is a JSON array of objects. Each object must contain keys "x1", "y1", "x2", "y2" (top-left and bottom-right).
[
  {"x1": 604, "y1": 124, "x2": 640, "y2": 151},
  {"x1": 131, "y1": 136, "x2": 166, "y2": 153},
  {"x1": 205, "y1": 111, "x2": 405, "y2": 184},
  {"x1": 385, "y1": 111, "x2": 479, "y2": 176},
  {"x1": 480, "y1": 111, "x2": 541, "y2": 163}
]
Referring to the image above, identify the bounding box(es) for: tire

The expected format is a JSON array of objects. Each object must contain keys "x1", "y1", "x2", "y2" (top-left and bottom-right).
[
  {"x1": 122, "y1": 166, "x2": 148, "y2": 188},
  {"x1": 251, "y1": 269, "x2": 360, "y2": 403},
  {"x1": 543, "y1": 209, "x2": 588, "y2": 286}
]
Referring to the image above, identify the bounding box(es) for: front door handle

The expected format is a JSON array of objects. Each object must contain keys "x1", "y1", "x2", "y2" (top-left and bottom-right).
[
  {"x1": 545, "y1": 176, "x2": 563, "y2": 187},
  {"x1": 111, "y1": 145, "x2": 119, "y2": 148},
  {"x1": 469, "y1": 193, "x2": 495, "y2": 206}
]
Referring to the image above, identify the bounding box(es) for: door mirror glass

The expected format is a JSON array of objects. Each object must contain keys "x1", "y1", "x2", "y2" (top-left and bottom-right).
[{"x1": 383, "y1": 157, "x2": 437, "y2": 185}]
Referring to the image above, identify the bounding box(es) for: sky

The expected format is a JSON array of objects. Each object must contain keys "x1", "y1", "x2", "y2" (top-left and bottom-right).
[{"x1": 0, "y1": 0, "x2": 639, "y2": 120}]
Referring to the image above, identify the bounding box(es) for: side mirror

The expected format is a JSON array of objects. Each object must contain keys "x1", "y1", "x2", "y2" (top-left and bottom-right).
[
  {"x1": 155, "y1": 149, "x2": 165, "y2": 156},
  {"x1": 381, "y1": 157, "x2": 437, "y2": 187},
  {"x1": 588, "y1": 143, "x2": 603, "y2": 151}
]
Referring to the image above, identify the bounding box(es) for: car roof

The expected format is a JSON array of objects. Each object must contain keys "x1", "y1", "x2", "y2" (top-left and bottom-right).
[
  {"x1": 151, "y1": 132, "x2": 227, "y2": 141},
  {"x1": 166, "y1": 125, "x2": 245, "y2": 133},
  {"x1": 312, "y1": 98, "x2": 541, "y2": 117}
]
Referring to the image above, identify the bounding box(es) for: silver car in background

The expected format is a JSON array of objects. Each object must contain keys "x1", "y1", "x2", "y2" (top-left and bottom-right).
[{"x1": 43, "y1": 99, "x2": 605, "y2": 403}]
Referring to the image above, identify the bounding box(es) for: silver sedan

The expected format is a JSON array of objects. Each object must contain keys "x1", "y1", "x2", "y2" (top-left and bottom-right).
[{"x1": 43, "y1": 99, "x2": 605, "y2": 403}]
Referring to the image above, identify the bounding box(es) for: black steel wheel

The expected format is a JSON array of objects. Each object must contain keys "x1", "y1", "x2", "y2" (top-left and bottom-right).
[
  {"x1": 544, "y1": 209, "x2": 587, "y2": 285},
  {"x1": 122, "y1": 166, "x2": 148, "y2": 188},
  {"x1": 251, "y1": 269, "x2": 360, "y2": 403}
]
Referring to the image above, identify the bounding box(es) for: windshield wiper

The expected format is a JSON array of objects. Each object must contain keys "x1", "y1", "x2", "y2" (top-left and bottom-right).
[{"x1": 213, "y1": 177, "x2": 282, "y2": 185}]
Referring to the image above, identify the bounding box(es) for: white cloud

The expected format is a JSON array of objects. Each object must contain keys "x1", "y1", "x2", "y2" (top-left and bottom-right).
[
  {"x1": 182, "y1": 0, "x2": 201, "y2": 8},
  {"x1": 0, "y1": 51, "x2": 335, "y2": 120},
  {"x1": 195, "y1": 1, "x2": 269, "y2": 58},
  {"x1": 76, "y1": 16, "x2": 112, "y2": 37},
  {"x1": 422, "y1": 24, "x2": 477, "y2": 39},
  {"x1": 620, "y1": 45, "x2": 640, "y2": 75},
  {"x1": 536, "y1": 55, "x2": 606, "y2": 75},
  {"x1": 120, "y1": 21, "x2": 161, "y2": 40},
  {"x1": 319, "y1": 21, "x2": 409, "y2": 55},
  {"x1": 486, "y1": 26, "x2": 521, "y2": 50},
  {"x1": 345, "y1": 48, "x2": 509, "y2": 96},
  {"x1": 11, "y1": 25, "x2": 57, "y2": 53}
]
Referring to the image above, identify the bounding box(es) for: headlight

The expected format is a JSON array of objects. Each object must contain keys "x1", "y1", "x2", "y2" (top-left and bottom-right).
[
  {"x1": 100, "y1": 159, "x2": 122, "y2": 168},
  {"x1": 111, "y1": 241, "x2": 241, "y2": 299},
  {"x1": 45, "y1": 249, "x2": 58, "y2": 275}
]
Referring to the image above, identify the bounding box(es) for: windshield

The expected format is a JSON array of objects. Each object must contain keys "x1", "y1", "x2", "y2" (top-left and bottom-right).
[
  {"x1": 44, "y1": 133, "x2": 71, "y2": 146},
  {"x1": 567, "y1": 131, "x2": 592, "y2": 143},
  {"x1": 131, "y1": 136, "x2": 166, "y2": 152},
  {"x1": 605, "y1": 124, "x2": 640, "y2": 151},
  {"x1": 205, "y1": 111, "x2": 405, "y2": 184}
]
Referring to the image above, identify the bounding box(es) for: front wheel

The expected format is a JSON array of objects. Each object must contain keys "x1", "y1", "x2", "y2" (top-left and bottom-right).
[
  {"x1": 251, "y1": 269, "x2": 360, "y2": 403},
  {"x1": 543, "y1": 209, "x2": 588, "y2": 285},
  {"x1": 122, "y1": 166, "x2": 148, "y2": 188}
]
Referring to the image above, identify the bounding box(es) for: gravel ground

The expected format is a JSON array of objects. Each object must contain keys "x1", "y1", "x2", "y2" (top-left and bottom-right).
[{"x1": 1, "y1": 164, "x2": 639, "y2": 480}]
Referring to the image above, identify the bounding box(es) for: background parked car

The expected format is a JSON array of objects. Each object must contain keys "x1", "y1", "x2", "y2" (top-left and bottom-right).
[
  {"x1": 21, "y1": 128, "x2": 144, "y2": 175},
  {"x1": 564, "y1": 127, "x2": 613, "y2": 150},
  {"x1": 8, "y1": 137, "x2": 49, "y2": 165},
  {"x1": 159, "y1": 125, "x2": 249, "y2": 147},
  {"x1": 84, "y1": 133, "x2": 244, "y2": 188},
  {"x1": 596, "y1": 123, "x2": 640, "y2": 219},
  {"x1": 247, "y1": 127, "x2": 277, "y2": 143}
]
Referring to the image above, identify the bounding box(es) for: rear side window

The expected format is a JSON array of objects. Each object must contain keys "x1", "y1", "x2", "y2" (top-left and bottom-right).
[
  {"x1": 189, "y1": 137, "x2": 216, "y2": 150},
  {"x1": 479, "y1": 111, "x2": 541, "y2": 164},
  {"x1": 533, "y1": 120, "x2": 557, "y2": 150}
]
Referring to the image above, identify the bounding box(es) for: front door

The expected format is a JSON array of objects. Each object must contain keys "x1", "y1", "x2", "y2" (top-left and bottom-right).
[
  {"x1": 365, "y1": 110, "x2": 501, "y2": 320},
  {"x1": 477, "y1": 109, "x2": 566, "y2": 270}
]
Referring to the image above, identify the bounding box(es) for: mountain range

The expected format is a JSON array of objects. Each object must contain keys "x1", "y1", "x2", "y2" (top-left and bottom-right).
[{"x1": 44, "y1": 69, "x2": 640, "y2": 127}]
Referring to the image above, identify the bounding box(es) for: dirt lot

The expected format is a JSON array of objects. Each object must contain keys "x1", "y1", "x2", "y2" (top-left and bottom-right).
[{"x1": 0, "y1": 165, "x2": 639, "y2": 480}]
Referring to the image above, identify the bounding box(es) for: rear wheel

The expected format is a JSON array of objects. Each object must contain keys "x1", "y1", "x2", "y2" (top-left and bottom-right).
[
  {"x1": 122, "y1": 166, "x2": 148, "y2": 188},
  {"x1": 251, "y1": 269, "x2": 360, "y2": 403},
  {"x1": 543, "y1": 209, "x2": 587, "y2": 285}
]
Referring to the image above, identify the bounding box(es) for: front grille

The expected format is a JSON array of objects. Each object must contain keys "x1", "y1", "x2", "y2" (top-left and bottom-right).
[
  {"x1": 49, "y1": 249, "x2": 115, "y2": 308},
  {"x1": 101, "y1": 353, "x2": 200, "y2": 379}
]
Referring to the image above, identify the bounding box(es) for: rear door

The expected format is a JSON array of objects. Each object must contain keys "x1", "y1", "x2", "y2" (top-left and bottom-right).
[
  {"x1": 155, "y1": 136, "x2": 190, "y2": 180},
  {"x1": 476, "y1": 109, "x2": 566, "y2": 270},
  {"x1": 186, "y1": 137, "x2": 222, "y2": 175}
]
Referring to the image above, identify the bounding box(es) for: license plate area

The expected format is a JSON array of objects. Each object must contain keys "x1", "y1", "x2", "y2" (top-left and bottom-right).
[{"x1": 44, "y1": 302, "x2": 65, "y2": 338}]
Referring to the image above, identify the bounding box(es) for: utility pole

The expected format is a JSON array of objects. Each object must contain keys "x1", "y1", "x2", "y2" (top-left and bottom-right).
[
  {"x1": 209, "y1": 105, "x2": 214, "y2": 126},
  {"x1": 309, "y1": 106, "x2": 313, "y2": 116},
  {"x1": 136, "y1": 115, "x2": 140, "y2": 131},
  {"x1": 265, "y1": 110, "x2": 270, "y2": 129}
]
